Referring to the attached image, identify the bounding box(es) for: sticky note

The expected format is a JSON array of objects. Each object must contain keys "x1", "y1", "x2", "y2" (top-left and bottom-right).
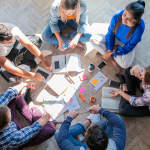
[
  {"x1": 79, "y1": 87, "x2": 85, "y2": 93},
  {"x1": 91, "y1": 78, "x2": 98, "y2": 85},
  {"x1": 82, "y1": 74, "x2": 86, "y2": 80},
  {"x1": 70, "y1": 98, "x2": 73, "y2": 101}
]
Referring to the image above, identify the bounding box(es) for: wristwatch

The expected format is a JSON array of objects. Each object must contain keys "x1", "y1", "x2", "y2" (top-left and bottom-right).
[{"x1": 111, "y1": 53, "x2": 114, "y2": 57}]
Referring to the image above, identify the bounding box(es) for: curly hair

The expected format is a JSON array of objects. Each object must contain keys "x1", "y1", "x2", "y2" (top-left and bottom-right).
[{"x1": 0, "y1": 24, "x2": 13, "y2": 42}]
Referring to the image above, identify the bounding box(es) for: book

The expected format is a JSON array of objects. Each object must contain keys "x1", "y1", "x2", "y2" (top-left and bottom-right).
[
  {"x1": 52, "y1": 53, "x2": 82, "y2": 73},
  {"x1": 35, "y1": 66, "x2": 52, "y2": 83},
  {"x1": 88, "y1": 72, "x2": 108, "y2": 91},
  {"x1": 43, "y1": 100, "x2": 68, "y2": 121},
  {"x1": 101, "y1": 87, "x2": 121, "y2": 113},
  {"x1": 47, "y1": 74, "x2": 69, "y2": 95}
]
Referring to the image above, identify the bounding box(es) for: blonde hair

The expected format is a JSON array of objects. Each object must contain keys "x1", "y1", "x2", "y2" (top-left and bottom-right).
[{"x1": 59, "y1": 0, "x2": 81, "y2": 23}]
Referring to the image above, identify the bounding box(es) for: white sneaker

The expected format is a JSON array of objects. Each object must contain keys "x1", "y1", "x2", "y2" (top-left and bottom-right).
[{"x1": 87, "y1": 113, "x2": 100, "y2": 125}]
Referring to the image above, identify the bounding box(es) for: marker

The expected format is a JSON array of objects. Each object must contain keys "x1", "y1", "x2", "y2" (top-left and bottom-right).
[
  {"x1": 65, "y1": 56, "x2": 66, "y2": 64},
  {"x1": 75, "y1": 70, "x2": 85, "y2": 76}
]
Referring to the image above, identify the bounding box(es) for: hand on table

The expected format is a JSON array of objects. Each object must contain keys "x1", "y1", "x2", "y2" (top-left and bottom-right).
[
  {"x1": 34, "y1": 73, "x2": 45, "y2": 82},
  {"x1": 89, "y1": 105, "x2": 101, "y2": 114},
  {"x1": 43, "y1": 59, "x2": 52, "y2": 71},
  {"x1": 109, "y1": 90, "x2": 120, "y2": 98},
  {"x1": 68, "y1": 110, "x2": 78, "y2": 119}
]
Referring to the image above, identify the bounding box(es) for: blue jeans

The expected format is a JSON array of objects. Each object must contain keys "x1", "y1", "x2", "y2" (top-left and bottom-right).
[
  {"x1": 42, "y1": 20, "x2": 92, "y2": 45},
  {"x1": 55, "y1": 121, "x2": 87, "y2": 148}
]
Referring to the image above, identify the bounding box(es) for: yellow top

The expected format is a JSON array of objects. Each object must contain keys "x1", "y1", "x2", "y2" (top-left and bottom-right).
[{"x1": 67, "y1": 14, "x2": 73, "y2": 20}]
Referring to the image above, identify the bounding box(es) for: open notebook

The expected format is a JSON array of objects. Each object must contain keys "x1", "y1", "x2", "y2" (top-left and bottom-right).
[
  {"x1": 52, "y1": 53, "x2": 81, "y2": 73},
  {"x1": 101, "y1": 87, "x2": 121, "y2": 113}
]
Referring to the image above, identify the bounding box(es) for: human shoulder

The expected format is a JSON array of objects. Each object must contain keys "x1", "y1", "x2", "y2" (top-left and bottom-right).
[
  {"x1": 106, "y1": 139, "x2": 117, "y2": 150},
  {"x1": 51, "y1": 0, "x2": 61, "y2": 10},
  {"x1": 80, "y1": 1, "x2": 87, "y2": 11},
  {"x1": 136, "y1": 19, "x2": 145, "y2": 33}
]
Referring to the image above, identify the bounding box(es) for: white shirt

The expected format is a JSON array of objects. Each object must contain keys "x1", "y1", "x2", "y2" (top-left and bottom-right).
[{"x1": 0, "y1": 23, "x2": 24, "y2": 57}]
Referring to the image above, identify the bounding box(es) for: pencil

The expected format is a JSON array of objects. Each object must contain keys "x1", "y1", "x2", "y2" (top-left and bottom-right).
[{"x1": 67, "y1": 74, "x2": 75, "y2": 84}]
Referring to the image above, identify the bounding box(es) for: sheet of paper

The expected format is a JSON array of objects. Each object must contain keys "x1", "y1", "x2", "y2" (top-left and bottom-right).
[
  {"x1": 43, "y1": 100, "x2": 68, "y2": 121},
  {"x1": 61, "y1": 88, "x2": 80, "y2": 111},
  {"x1": 88, "y1": 72, "x2": 108, "y2": 91},
  {"x1": 35, "y1": 66, "x2": 52, "y2": 83},
  {"x1": 47, "y1": 74, "x2": 69, "y2": 95},
  {"x1": 52, "y1": 55, "x2": 66, "y2": 73},
  {"x1": 36, "y1": 89, "x2": 59, "y2": 102},
  {"x1": 79, "y1": 87, "x2": 85, "y2": 93},
  {"x1": 66, "y1": 53, "x2": 82, "y2": 72}
]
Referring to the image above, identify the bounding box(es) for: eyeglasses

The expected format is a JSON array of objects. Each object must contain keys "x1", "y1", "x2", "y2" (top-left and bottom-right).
[
  {"x1": 122, "y1": 12, "x2": 137, "y2": 24},
  {"x1": 63, "y1": 9, "x2": 76, "y2": 15}
]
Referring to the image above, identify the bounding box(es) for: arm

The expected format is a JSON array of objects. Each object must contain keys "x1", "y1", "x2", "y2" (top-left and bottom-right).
[
  {"x1": 113, "y1": 26, "x2": 145, "y2": 56},
  {"x1": 0, "y1": 81, "x2": 35, "y2": 106},
  {"x1": 0, "y1": 57, "x2": 45, "y2": 82},
  {"x1": 18, "y1": 36, "x2": 52, "y2": 71},
  {"x1": 105, "y1": 12, "x2": 119, "y2": 51},
  {"x1": 99, "y1": 108, "x2": 126, "y2": 150},
  {"x1": 56, "y1": 116, "x2": 81, "y2": 150},
  {"x1": 77, "y1": 2, "x2": 88, "y2": 34},
  {"x1": 10, "y1": 122, "x2": 42, "y2": 147}
]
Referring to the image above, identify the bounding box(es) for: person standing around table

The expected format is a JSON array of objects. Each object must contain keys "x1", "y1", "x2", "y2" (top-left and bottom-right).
[
  {"x1": 0, "y1": 23, "x2": 52, "y2": 83},
  {"x1": 0, "y1": 81, "x2": 56, "y2": 150},
  {"x1": 42, "y1": 0, "x2": 92, "y2": 51},
  {"x1": 110, "y1": 65, "x2": 150, "y2": 117},
  {"x1": 90, "y1": 0, "x2": 145, "y2": 73}
]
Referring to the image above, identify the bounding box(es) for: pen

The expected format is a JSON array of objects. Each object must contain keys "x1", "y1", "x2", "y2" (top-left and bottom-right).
[
  {"x1": 89, "y1": 82, "x2": 95, "y2": 88},
  {"x1": 79, "y1": 111, "x2": 90, "y2": 115},
  {"x1": 75, "y1": 70, "x2": 84, "y2": 76},
  {"x1": 66, "y1": 74, "x2": 75, "y2": 84},
  {"x1": 65, "y1": 56, "x2": 66, "y2": 64},
  {"x1": 64, "y1": 75, "x2": 72, "y2": 84}
]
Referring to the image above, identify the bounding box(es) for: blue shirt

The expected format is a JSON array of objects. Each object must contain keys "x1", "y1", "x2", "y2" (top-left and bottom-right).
[
  {"x1": 0, "y1": 87, "x2": 42, "y2": 150},
  {"x1": 106, "y1": 10, "x2": 145, "y2": 56},
  {"x1": 56, "y1": 108, "x2": 126, "y2": 150}
]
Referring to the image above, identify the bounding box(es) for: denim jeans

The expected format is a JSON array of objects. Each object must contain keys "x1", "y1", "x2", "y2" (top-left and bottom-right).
[
  {"x1": 42, "y1": 20, "x2": 92, "y2": 45},
  {"x1": 55, "y1": 121, "x2": 87, "y2": 148}
]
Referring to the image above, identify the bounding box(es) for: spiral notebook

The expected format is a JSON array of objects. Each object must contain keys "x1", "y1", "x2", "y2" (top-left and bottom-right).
[{"x1": 88, "y1": 72, "x2": 108, "y2": 91}]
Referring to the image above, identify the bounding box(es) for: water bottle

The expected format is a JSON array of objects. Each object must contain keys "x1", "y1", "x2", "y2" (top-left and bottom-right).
[{"x1": 58, "y1": 44, "x2": 69, "y2": 51}]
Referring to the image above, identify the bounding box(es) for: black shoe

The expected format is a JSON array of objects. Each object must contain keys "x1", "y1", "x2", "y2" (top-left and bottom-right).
[
  {"x1": 24, "y1": 89, "x2": 33, "y2": 105},
  {"x1": 18, "y1": 60, "x2": 37, "y2": 71},
  {"x1": 0, "y1": 67, "x2": 23, "y2": 84},
  {"x1": 115, "y1": 73, "x2": 125, "y2": 84}
]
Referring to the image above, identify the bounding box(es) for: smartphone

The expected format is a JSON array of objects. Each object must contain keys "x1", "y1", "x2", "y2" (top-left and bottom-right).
[
  {"x1": 36, "y1": 69, "x2": 49, "y2": 79},
  {"x1": 97, "y1": 61, "x2": 107, "y2": 70},
  {"x1": 108, "y1": 80, "x2": 121, "y2": 89},
  {"x1": 54, "y1": 61, "x2": 60, "y2": 70}
]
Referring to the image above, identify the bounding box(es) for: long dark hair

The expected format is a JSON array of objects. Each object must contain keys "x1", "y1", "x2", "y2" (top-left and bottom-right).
[{"x1": 113, "y1": 0, "x2": 145, "y2": 39}]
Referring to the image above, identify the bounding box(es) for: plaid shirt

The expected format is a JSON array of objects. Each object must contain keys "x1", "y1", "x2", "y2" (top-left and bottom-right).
[
  {"x1": 129, "y1": 82, "x2": 150, "y2": 107},
  {"x1": 0, "y1": 87, "x2": 42, "y2": 150}
]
